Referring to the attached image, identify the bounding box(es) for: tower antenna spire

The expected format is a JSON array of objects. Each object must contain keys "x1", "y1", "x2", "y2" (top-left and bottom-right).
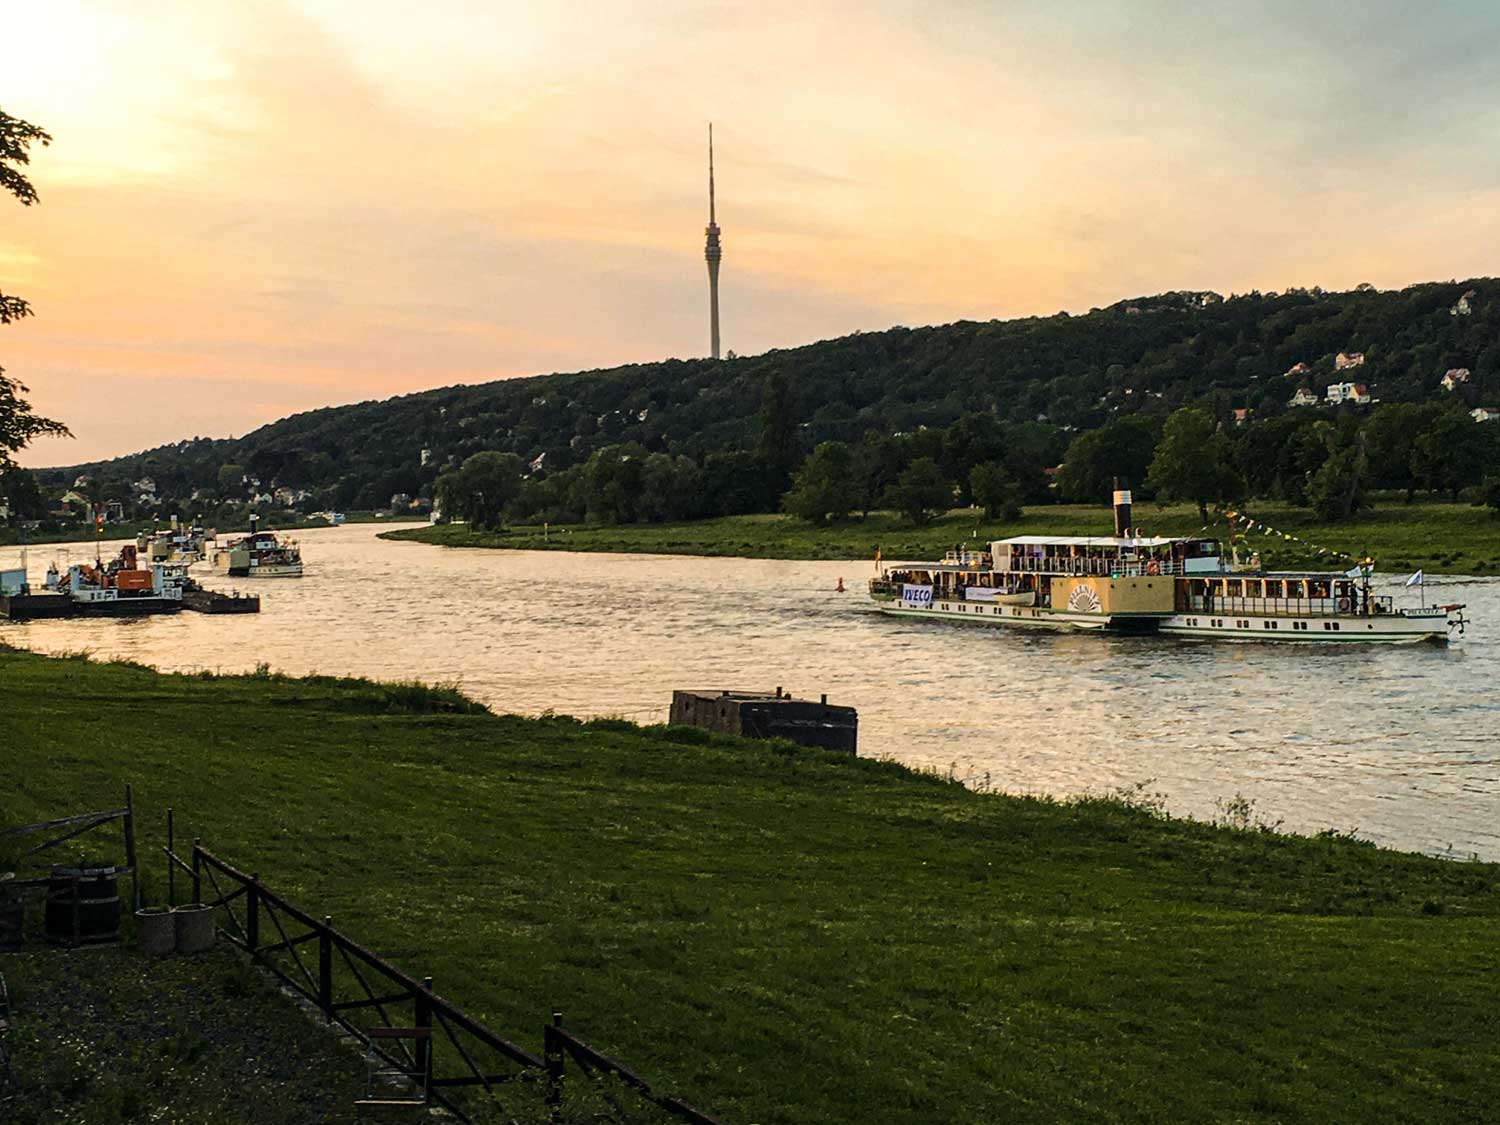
[{"x1": 704, "y1": 123, "x2": 722, "y2": 360}]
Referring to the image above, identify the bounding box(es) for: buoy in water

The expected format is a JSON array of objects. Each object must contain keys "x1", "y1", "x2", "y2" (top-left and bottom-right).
[{"x1": 836, "y1": 577, "x2": 845, "y2": 592}]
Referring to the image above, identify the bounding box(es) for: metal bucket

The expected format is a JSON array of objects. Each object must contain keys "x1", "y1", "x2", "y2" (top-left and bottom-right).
[{"x1": 45, "y1": 865, "x2": 122, "y2": 946}]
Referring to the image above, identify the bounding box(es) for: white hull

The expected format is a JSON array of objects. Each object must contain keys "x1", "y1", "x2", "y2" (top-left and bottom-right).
[
  {"x1": 246, "y1": 564, "x2": 303, "y2": 578},
  {"x1": 876, "y1": 599, "x2": 1451, "y2": 644}
]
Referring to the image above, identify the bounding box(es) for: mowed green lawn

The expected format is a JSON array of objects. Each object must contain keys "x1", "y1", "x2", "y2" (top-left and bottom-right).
[
  {"x1": 386, "y1": 501, "x2": 1500, "y2": 574},
  {"x1": 3, "y1": 648, "x2": 1497, "y2": 1122}
]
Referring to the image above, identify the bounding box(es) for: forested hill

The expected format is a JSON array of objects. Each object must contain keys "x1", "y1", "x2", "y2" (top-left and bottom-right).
[{"x1": 35, "y1": 278, "x2": 1500, "y2": 513}]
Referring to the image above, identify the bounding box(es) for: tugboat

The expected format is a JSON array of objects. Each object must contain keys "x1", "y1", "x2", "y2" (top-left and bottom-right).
[
  {"x1": 60, "y1": 544, "x2": 185, "y2": 616},
  {"x1": 870, "y1": 485, "x2": 1466, "y2": 644},
  {"x1": 212, "y1": 513, "x2": 303, "y2": 578}
]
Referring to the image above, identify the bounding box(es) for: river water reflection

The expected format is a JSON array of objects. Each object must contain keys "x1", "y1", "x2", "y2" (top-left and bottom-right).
[{"x1": 5, "y1": 524, "x2": 1498, "y2": 858}]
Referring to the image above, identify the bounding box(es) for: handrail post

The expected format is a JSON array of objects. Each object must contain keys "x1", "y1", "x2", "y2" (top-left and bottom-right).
[
  {"x1": 190, "y1": 838, "x2": 202, "y2": 904},
  {"x1": 416, "y1": 977, "x2": 434, "y2": 1098},
  {"x1": 545, "y1": 1011, "x2": 564, "y2": 1122},
  {"x1": 319, "y1": 915, "x2": 333, "y2": 1020},
  {"x1": 246, "y1": 873, "x2": 260, "y2": 955},
  {"x1": 166, "y1": 808, "x2": 175, "y2": 907}
]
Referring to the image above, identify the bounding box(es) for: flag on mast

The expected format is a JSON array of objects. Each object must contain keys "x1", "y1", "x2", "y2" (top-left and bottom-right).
[{"x1": 1405, "y1": 570, "x2": 1424, "y2": 587}]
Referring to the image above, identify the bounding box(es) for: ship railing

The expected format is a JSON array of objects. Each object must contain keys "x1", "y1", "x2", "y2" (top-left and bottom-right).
[
  {"x1": 1006, "y1": 557, "x2": 1173, "y2": 578},
  {"x1": 1189, "y1": 595, "x2": 1394, "y2": 617},
  {"x1": 941, "y1": 551, "x2": 990, "y2": 567}
]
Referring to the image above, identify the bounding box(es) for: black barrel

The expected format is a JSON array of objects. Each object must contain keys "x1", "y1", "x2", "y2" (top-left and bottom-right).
[
  {"x1": 45, "y1": 865, "x2": 122, "y2": 946},
  {"x1": 0, "y1": 897, "x2": 22, "y2": 949}
]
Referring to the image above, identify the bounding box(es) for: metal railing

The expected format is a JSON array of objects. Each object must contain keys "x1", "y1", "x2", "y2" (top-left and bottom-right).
[
  {"x1": 1001, "y1": 556, "x2": 1175, "y2": 577},
  {"x1": 1188, "y1": 595, "x2": 1393, "y2": 617},
  {"x1": 165, "y1": 841, "x2": 719, "y2": 1124}
]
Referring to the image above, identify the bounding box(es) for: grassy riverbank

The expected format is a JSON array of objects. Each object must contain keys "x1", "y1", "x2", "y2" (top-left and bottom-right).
[
  {"x1": 0, "y1": 511, "x2": 395, "y2": 549},
  {"x1": 383, "y1": 501, "x2": 1500, "y2": 574},
  {"x1": 3, "y1": 648, "x2": 1498, "y2": 1122}
]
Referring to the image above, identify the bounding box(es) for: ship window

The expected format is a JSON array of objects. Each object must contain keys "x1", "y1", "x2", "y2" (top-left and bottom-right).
[{"x1": 1332, "y1": 622, "x2": 1340, "y2": 631}]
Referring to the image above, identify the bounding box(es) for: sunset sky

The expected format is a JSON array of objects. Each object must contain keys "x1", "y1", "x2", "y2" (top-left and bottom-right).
[{"x1": 6, "y1": 1, "x2": 1500, "y2": 465}]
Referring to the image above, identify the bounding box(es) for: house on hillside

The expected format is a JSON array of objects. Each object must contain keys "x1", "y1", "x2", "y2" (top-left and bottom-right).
[
  {"x1": 1326, "y1": 382, "x2": 1372, "y2": 405},
  {"x1": 1441, "y1": 368, "x2": 1471, "y2": 391},
  {"x1": 1284, "y1": 361, "x2": 1310, "y2": 378},
  {"x1": 1335, "y1": 352, "x2": 1366, "y2": 371},
  {"x1": 1289, "y1": 387, "x2": 1320, "y2": 407},
  {"x1": 1231, "y1": 408, "x2": 1251, "y2": 426},
  {"x1": 1472, "y1": 406, "x2": 1499, "y2": 423},
  {"x1": 1451, "y1": 290, "x2": 1475, "y2": 316}
]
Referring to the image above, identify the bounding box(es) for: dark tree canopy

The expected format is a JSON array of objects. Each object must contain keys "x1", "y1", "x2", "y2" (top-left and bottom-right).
[
  {"x1": 1, "y1": 106, "x2": 67, "y2": 472},
  {"x1": 25, "y1": 274, "x2": 1500, "y2": 528},
  {"x1": 1145, "y1": 407, "x2": 1241, "y2": 521},
  {"x1": 783, "y1": 441, "x2": 859, "y2": 525}
]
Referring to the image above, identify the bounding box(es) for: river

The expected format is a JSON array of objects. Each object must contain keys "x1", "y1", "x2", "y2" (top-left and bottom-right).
[{"x1": 4, "y1": 523, "x2": 1497, "y2": 859}]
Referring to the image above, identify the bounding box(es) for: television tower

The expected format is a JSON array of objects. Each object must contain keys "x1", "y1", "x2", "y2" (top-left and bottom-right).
[{"x1": 705, "y1": 123, "x2": 722, "y2": 360}]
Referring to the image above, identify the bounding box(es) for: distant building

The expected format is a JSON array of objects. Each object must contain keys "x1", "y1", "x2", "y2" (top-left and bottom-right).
[
  {"x1": 420, "y1": 448, "x2": 432, "y2": 466},
  {"x1": 390, "y1": 492, "x2": 412, "y2": 509},
  {"x1": 1334, "y1": 352, "x2": 1366, "y2": 371},
  {"x1": 1451, "y1": 290, "x2": 1475, "y2": 316},
  {"x1": 1231, "y1": 408, "x2": 1251, "y2": 426},
  {"x1": 72, "y1": 473, "x2": 92, "y2": 489},
  {"x1": 1441, "y1": 368, "x2": 1471, "y2": 391},
  {"x1": 1326, "y1": 382, "x2": 1371, "y2": 405},
  {"x1": 1285, "y1": 362, "x2": 1310, "y2": 378},
  {"x1": 1289, "y1": 387, "x2": 1320, "y2": 407},
  {"x1": 1472, "y1": 406, "x2": 1498, "y2": 423}
]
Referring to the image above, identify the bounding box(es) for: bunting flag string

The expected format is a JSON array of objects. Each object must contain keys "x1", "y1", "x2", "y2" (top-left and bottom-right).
[{"x1": 1216, "y1": 508, "x2": 1371, "y2": 568}]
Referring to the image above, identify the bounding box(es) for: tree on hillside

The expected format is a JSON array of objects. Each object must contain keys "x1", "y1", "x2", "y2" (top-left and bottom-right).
[
  {"x1": 1055, "y1": 416, "x2": 1160, "y2": 504},
  {"x1": 435, "y1": 450, "x2": 522, "y2": 529},
  {"x1": 969, "y1": 461, "x2": 1022, "y2": 521},
  {"x1": 217, "y1": 463, "x2": 246, "y2": 497},
  {"x1": 699, "y1": 451, "x2": 779, "y2": 517},
  {"x1": 1362, "y1": 403, "x2": 1439, "y2": 501},
  {"x1": 1306, "y1": 442, "x2": 1368, "y2": 522},
  {"x1": 852, "y1": 432, "x2": 906, "y2": 518},
  {"x1": 1411, "y1": 408, "x2": 1491, "y2": 501},
  {"x1": 757, "y1": 372, "x2": 800, "y2": 490},
  {"x1": 0, "y1": 464, "x2": 43, "y2": 518},
  {"x1": 1482, "y1": 476, "x2": 1500, "y2": 517},
  {"x1": 1145, "y1": 407, "x2": 1240, "y2": 521},
  {"x1": 939, "y1": 413, "x2": 1005, "y2": 504},
  {"x1": 638, "y1": 452, "x2": 702, "y2": 523},
  {"x1": 783, "y1": 441, "x2": 859, "y2": 525},
  {"x1": 1, "y1": 106, "x2": 68, "y2": 469},
  {"x1": 578, "y1": 443, "x2": 647, "y2": 524},
  {"x1": 884, "y1": 457, "x2": 952, "y2": 526}
]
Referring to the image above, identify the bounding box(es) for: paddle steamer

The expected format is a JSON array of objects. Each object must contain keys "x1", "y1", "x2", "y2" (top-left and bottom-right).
[
  {"x1": 212, "y1": 514, "x2": 303, "y2": 578},
  {"x1": 870, "y1": 488, "x2": 1465, "y2": 644}
]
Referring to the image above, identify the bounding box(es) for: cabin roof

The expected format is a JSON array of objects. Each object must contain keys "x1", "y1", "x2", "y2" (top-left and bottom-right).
[{"x1": 995, "y1": 535, "x2": 1195, "y2": 549}]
